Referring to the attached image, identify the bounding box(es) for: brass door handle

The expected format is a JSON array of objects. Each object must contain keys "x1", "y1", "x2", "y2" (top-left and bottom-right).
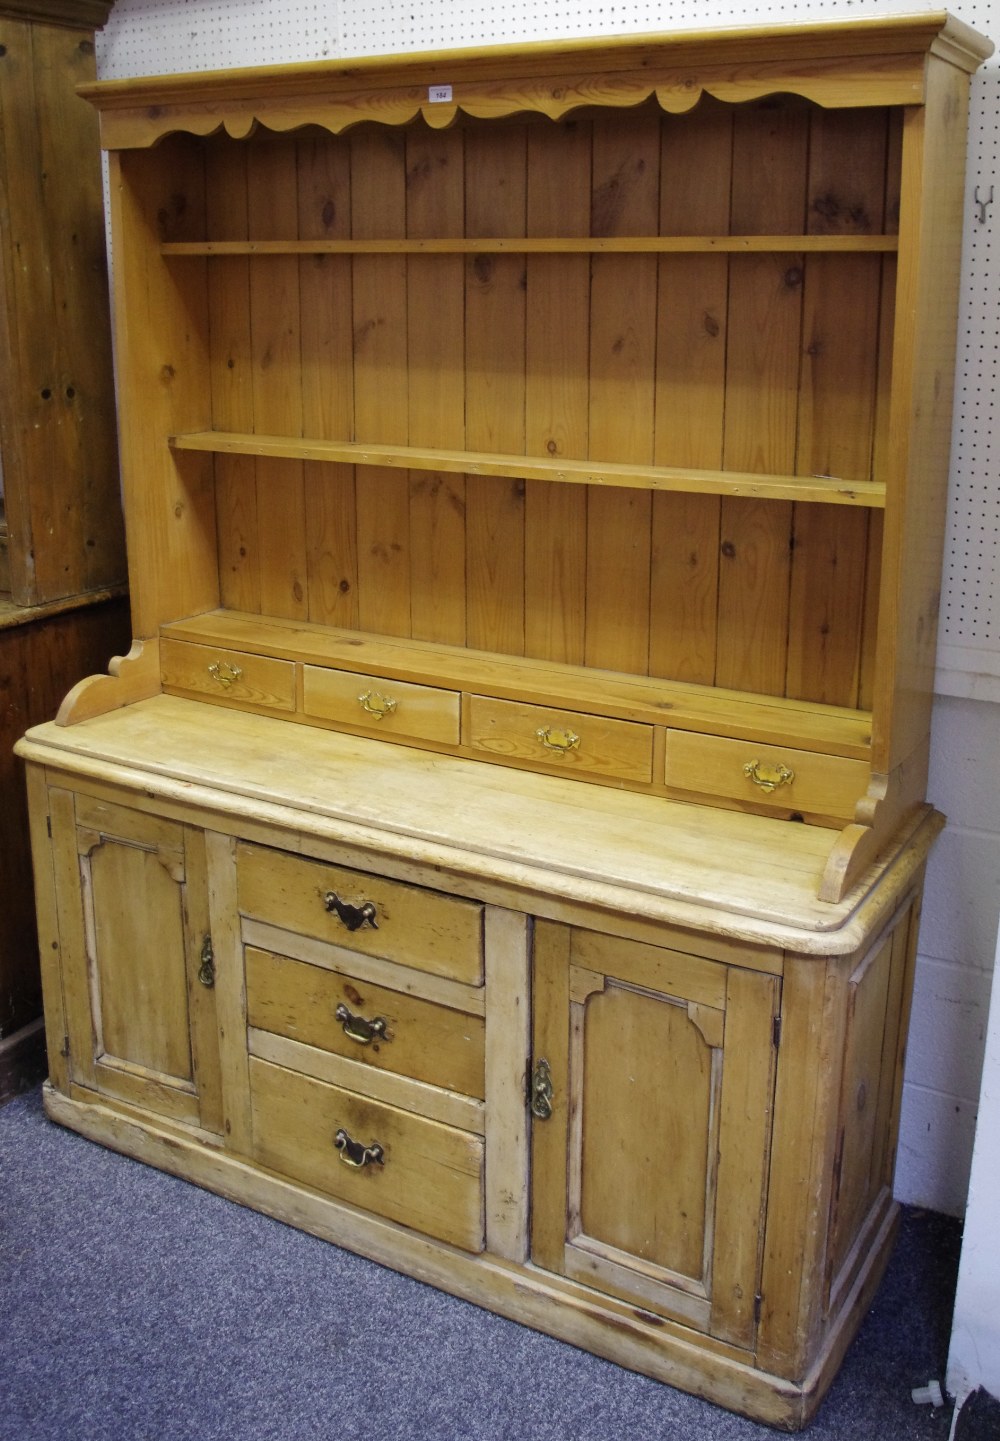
[
  {"x1": 536, "y1": 726, "x2": 580, "y2": 754},
  {"x1": 335, "y1": 1003, "x2": 388, "y2": 1045},
  {"x1": 530, "y1": 1057, "x2": 554, "y2": 1120},
  {"x1": 358, "y1": 689, "x2": 397, "y2": 720},
  {"x1": 743, "y1": 759, "x2": 795, "y2": 794},
  {"x1": 207, "y1": 660, "x2": 243, "y2": 689},
  {"x1": 323, "y1": 892, "x2": 379, "y2": 931},
  {"x1": 333, "y1": 1128, "x2": 384, "y2": 1169}
]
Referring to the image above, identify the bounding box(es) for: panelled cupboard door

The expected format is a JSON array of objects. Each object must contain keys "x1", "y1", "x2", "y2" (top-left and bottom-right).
[
  {"x1": 531, "y1": 921, "x2": 779, "y2": 1348},
  {"x1": 49, "y1": 787, "x2": 223, "y2": 1133}
]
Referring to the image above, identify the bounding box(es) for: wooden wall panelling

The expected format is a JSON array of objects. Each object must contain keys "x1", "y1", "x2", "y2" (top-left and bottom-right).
[
  {"x1": 247, "y1": 141, "x2": 307, "y2": 622},
  {"x1": 207, "y1": 142, "x2": 260, "y2": 615},
  {"x1": 650, "y1": 103, "x2": 731, "y2": 686},
  {"x1": 464, "y1": 124, "x2": 526, "y2": 657},
  {"x1": 585, "y1": 114, "x2": 659, "y2": 677},
  {"x1": 297, "y1": 135, "x2": 359, "y2": 629},
  {"x1": 523, "y1": 120, "x2": 589, "y2": 667},
  {"x1": 716, "y1": 102, "x2": 808, "y2": 698},
  {"x1": 351, "y1": 128, "x2": 412, "y2": 638},
  {"x1": 407, "y1": 124, "x2": 467, "y2": 647}
]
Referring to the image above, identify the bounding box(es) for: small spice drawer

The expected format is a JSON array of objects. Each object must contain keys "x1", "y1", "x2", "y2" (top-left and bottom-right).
[
  {"x1": 664, "y1": 731, "x2": 871, "y2": 821},
  {"x1": 249, "y1": 1056, "x2": 485, "y2": 1253},
  {"x1": 160, "y1": 638, "x2": 295, "y2": 711},
  {"x1": 245, "y1": 946, "x2": 486, "y2": 1099},
  {"x1": 236, "y1": 842, "x2": 484, "y2": 986},
  {"x1": 302, "y1": 665, "x2": 461, "y2": 744},
  {"x1": 467, "y1": 696, "x2": 654, "y2": 784}
]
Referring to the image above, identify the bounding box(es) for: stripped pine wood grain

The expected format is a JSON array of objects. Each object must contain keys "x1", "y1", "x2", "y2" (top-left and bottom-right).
[
  {"x1": 524, "y1": 120, "x2": 590, "y2": 665},
  {"x1": 586, "y1": 114, "x2": 659, "y2": 676},
  {"x1": 350, "y1": 128, "x2": 412, "y2": 637},
  {"x1": 406, "y1": 126, "x2": 467, "y2": 647},
  {"x1": 296, "y1": 134, "x2": 359, "y2": 629},
  {"x1": 206, "y1": 143, "x2": 260, "y2": 614},
  {"x1": 651, "y1": 102, "x2": 731, "y2": 684},
  {"x1": 465, "y1": 125, "x2": 527, "y2": 657},
  {"x1": 247, "y1": 141, "x2": 307, "y2": 621}
]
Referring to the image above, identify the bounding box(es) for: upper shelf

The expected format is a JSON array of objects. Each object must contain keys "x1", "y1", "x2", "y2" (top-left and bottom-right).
[
  {"x1": 170, "y1": 431, "x2": 886, "y2": 508},
  {"x1": 161, "y1": 235, "x2": 900, "y2": 257},
  {"x1": 79, "y1": 14, "x2": 993, "y2": 151}
]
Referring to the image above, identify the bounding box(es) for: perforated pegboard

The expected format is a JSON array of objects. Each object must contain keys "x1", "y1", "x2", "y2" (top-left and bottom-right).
[{"x1": 95, "y1": 0, "x2": 1000, "y2": 698}]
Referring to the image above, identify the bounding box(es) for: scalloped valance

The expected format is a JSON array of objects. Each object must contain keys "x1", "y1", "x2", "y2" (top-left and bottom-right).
[{"x1": 80, "y1": 11, "x2": 993, "y2": 149}]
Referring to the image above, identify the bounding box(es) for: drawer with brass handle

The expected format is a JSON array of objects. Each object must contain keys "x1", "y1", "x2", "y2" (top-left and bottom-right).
[
  {"x1": 249, "y1": 1056, "x2": 485, "y2": 1252},
  {"x1": 302, "y1": 665, "x2": 460, "y2": 744},
  {"x1": 237, "y1": 842, "x2": 484, "y2": 986},
  {"x1": 160, "y1": 638, "x2": 295, "y2": 711},
  {"x1": 467, "y1": 696, "x2": 653, "y2": 784},
  {"x1": 245, "y1": 946, "x2": 486, "y2": 1099},
  {"x1": 663, "y1": 731, "x2": 870, "y2": 822}
]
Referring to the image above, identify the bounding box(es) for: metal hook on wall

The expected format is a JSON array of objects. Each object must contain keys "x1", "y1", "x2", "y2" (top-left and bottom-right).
[{"x1": 974, "y1": 184, "x2": 994, "y2": 224}]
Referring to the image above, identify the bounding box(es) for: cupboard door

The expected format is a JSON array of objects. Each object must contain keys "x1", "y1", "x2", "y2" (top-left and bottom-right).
[
  {"x1": 531, "y1": 922, "x2": 779, "y2": 1347},
  {"x1": 50, "y1": 788, "x2": 223, "y2": 1132}
]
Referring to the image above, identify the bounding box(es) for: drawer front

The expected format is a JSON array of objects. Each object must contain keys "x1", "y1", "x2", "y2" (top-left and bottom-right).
[
  {"x1": 237, "y1": 843, "x2": 484, "y2": 986},
  {"x1": 664, "y1": 731, "x2": 870, "y2": 820},
  {"x1": 160, "y1": 638, "x2": 295, "y2": 711},
  {"x1": 249, "y1": 1057, "x2": 485, "y2": 1252},
  {"x1": 246, "y1": 947, "x2": 485, "y2": 1099},
  {"x1": 302, "y1": 665, "x2": 460, "y2": 744},
  {"x1": 467, "y1": 696, "x2": 653, "y2": 784}
]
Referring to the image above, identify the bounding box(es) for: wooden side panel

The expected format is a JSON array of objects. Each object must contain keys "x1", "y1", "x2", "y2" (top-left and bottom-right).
[{"x1": 111, "y1": 140, "x2": 217, "y2": 635}]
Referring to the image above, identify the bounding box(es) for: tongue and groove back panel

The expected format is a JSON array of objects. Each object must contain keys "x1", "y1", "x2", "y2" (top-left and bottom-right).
[{"x1": 141, "y1": 99, "x2": 895, "y2": 711}]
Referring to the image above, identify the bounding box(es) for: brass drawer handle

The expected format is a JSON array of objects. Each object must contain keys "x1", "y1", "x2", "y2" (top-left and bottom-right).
[
  {"x1": 536, "y1": 725, "x2": 580, "y2": 754},
  {"x1": 323, "y1": 892, "x2": 379, "y2": 931},
  {"x1": 333, "y1": 1128, "x2": 384, "y2": 1169},
  {"x1": 335, "y1": 1003, "x2": 388, "y2": 1046},
  {"x1": 743, "y1": 759, "x2": 795, "y2": 794},
  {"x1": 207, "y1": 660, "x2": 243, "y2": 689},
  {"x1": 358, "y1": 689, "x2": 397, "y2": 721},
  {"x1": 197, "y1": 935, "x2": 215, "y2": 988}
]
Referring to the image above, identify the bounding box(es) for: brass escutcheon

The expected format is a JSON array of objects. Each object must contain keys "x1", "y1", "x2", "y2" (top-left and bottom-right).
[
  {"x1": 335, "y1": 1003, "x2": 389, "y2": 1046},
  {"x1": 743, "y1": 759, "x2": 795, "y2": 794},
  {"x1": 207, "y1": 660, "x2": 243, "y2": 689},
  {"x1": 197, "y1": 934, "x2": 215, "y2": 988},
  {"x1": 358, "y1": 689, "x2": 397, "y2": 721},
  {"x1": 530, "y1": 1057, "x2": 554, "y2": 1120}
]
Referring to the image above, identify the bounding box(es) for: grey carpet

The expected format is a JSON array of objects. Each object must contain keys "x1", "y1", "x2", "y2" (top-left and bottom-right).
[{"x1": 0, "y1": 1086, "x2": 961, "y2": 1440}]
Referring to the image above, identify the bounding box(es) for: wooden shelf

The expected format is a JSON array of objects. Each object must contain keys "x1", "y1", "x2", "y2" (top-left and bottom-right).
[
  {"x1": 161, "y1": 234, "x2": 900, "y2": 257},
  {"x1": 169, "y1": 432, "x2": 887, "y2": 508}
]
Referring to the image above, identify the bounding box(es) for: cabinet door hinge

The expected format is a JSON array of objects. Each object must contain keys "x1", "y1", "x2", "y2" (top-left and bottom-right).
[
  {"x1": 754, "y1": 1292, "x2": 763, "y2": 1325},
  {"x1": 772, "y1": 1015, "x2": 782, "y2": 1049},
  {"x1": 60, "y1": 1034, "x2": 70, "y2": 1061},
  {"x1": 46, "y1": 814, "x2": 52, "y2": 839}
]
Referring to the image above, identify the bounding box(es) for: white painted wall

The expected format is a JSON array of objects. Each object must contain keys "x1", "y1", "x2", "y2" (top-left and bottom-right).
[
  {"x1": 92, "y1": 0, "x2": 1000, "y2": 1224},
  {"x1": 947, "y1": 914, "x2": 1000, "y2": 1410}
]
